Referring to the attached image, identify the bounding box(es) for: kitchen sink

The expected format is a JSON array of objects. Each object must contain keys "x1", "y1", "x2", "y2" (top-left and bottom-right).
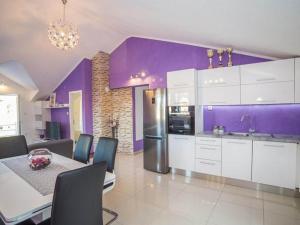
[{"x1": 251, "y1": 133, "x2": 273, "y2": 137}]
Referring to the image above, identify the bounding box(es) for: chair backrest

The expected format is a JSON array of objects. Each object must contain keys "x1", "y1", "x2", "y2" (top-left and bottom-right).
[
  {"x1": 51, "y1": 162, "x2": 107, "y2": 225},
  {"x1": 73, "y1": 134, "x2": 93, "y2": 164},
  {"x1": 93, "y1": 137, "x2": 118, "y2": 173},
  {"x1": 0, "y1": 135, "x2": 28, "y2": 159}
]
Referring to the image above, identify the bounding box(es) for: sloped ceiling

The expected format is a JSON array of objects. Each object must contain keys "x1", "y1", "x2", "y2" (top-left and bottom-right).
[{"x1": 0, "y1": 0, "x2": 299, "y2": 98}]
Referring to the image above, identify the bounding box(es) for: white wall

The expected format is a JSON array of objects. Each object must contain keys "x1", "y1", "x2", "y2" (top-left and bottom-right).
[{"x1": 0, "y1": 74, "x2": 36, "y2": 144}]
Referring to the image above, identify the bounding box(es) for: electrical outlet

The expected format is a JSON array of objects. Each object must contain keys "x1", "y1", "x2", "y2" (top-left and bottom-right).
[{"x1": 208, "y1": 105, "x2": 213, "y2": 111}]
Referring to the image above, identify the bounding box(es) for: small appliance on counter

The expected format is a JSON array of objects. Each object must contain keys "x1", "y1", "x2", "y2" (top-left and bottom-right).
[
  {"x1": 213, "y1": 125, "x2": 225, "y2": 135},
  {"x1": 168, "y1": 106, "x2": 195, "y2": 135}
]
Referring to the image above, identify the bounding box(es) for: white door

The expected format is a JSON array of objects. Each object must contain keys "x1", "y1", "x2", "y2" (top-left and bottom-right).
[
  {"x1": 241, "y1": 59, "x2": 294, "y2": 84},
  {"x1": 252, "y1": 141, "x2": 297, "y2": 189},
  {"x1": 69, "y1": 91, "x2": 83, "y2": 142},
  {"x1": 241, "y1": 81, "x2": 294, "y2": 104},
  {"x1": 0, "y1": 95, "x2": 19, "y2": 137},
  {"x1": 222, "y1": 139, "x2": 252, "y2": 181},
  {"x1": 168, "y1": 134, "x2": 195, "y2": 171},
  {"x1": 295, "y1": 58, "x2": 300, "y2": 103}
]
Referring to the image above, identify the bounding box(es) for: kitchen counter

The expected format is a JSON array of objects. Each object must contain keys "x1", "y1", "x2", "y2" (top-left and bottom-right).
[{"x1": 196, "y1": 132, "x2": 300, "y2": 144}]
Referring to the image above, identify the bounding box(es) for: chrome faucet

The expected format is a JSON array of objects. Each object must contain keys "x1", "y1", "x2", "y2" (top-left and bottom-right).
[{"x1": 240, "y1": 114, "x2": 256, "y2": 134}]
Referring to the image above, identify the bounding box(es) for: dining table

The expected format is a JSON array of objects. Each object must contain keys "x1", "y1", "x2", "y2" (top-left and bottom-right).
[{"x1": 0, "y1": 153, "x2": 116, "y2": 225}]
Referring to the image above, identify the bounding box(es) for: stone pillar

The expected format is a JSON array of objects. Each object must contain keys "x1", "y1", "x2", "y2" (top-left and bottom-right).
[{"x1": 91, "y1": 52, "x2": 133, "y2": 153}]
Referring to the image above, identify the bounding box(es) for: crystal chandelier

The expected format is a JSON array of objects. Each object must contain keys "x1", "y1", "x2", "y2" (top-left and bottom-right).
[{"x1": 48, "y1": 0, "x2": 79, "y2": 50}]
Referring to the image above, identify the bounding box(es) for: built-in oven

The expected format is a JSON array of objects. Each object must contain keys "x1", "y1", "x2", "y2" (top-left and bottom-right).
[{"x1": 168, "y1": 106, "x2": 195, "y2": 135}]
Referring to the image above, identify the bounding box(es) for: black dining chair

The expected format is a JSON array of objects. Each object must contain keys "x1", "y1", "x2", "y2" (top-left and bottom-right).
[
  {"x1": 73, "y1": 134, "x2": 93, "y2": 164},
  {"x1": 19, "y1": 162, "x2": 107, "y2": 225},
  {"x1": 0, "y1": 135, "x2": 28, "y2": 159},
  {"x1": 93, "y1": 137, "x2": 118, "y2": 225}
]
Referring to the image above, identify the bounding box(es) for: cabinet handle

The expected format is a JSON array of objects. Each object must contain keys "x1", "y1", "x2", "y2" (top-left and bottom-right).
[
  {"x1": 199, "y1": 161, "x2": 216, "y2": 166},
  {"x1": 199, "y1": 139, "x2": 217, "y2": 142},
  {"x1": 174, "y1": 137, "x2": 189, "y2": 140},
  {"x1": 227, "y1": 141, "x2": 247, "y2": 145},
  {"x1": 263, "y1": 144, "x2": 285, "y2": 148},
  {"x1": 199, "y1": 147, "x2": 218, "y2": 150},
  {"x1": 174, "y1": 84, "x2": 189, "y2": 87},
  {"x1": 256, "y1": 78, "x2": 276, "y2": 82},
  {"x1": 210, "y1": 101, "x2": 226, "y2": 104}
]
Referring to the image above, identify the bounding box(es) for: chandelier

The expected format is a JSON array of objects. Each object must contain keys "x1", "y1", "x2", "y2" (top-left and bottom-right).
[{"x1": 48, "y1": 0, "x2": 79, "y2": 50}]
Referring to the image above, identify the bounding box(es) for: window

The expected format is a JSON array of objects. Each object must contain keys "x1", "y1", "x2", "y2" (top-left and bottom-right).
[{"x1": 0, "y1": 95, "x2": 19, "y2": 137}]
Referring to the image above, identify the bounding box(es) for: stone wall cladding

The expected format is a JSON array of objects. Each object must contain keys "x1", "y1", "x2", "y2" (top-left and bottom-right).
[{"x1": 92, "y1": 52, "x2": 133, "y2": 153}]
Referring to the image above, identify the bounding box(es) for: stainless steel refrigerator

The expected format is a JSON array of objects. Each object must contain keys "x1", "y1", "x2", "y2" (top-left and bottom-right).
[{"x1": 143, "y1": 88, "x2": 169, "y2": 174}]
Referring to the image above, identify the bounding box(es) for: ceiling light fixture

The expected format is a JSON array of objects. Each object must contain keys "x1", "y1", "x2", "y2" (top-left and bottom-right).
[{"x1": 48, "y1": 0, "x2": 79, "y2": 50}]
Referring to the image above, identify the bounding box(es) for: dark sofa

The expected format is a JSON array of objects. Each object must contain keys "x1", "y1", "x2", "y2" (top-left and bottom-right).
[{"x1": 28, "y1": 139, "x2": 73, "y2": 159}]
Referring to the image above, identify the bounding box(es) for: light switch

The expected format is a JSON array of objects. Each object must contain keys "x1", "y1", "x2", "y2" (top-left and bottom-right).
[{"x1": 207, "y1": 106, "x2": 213, "y2": 111}]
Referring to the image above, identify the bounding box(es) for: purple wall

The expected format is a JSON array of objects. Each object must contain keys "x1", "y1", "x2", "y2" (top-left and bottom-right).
[
  {"x1": 109, "y1": 37, "x2": 268, "y2": 151},
  {"x1": 203, "y1": 104, "x2": 300, "y2": 135},
  {"x1": 51, "y1": 58, "x2": 93, "y2": 139}
]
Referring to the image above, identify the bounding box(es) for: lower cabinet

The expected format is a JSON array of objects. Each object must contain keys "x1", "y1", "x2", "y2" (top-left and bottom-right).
[
  {"x1": 252, "y1": 141, "x2": 297, "y2": 189},
  {"x1": 168, "y1": 134, "x2": 195, "y2": 171},
  {"x1": 195, "y1": 159, "x2": 221, "y2": 176},
  {"x1": 195, "y1": 137, "x2": 221, "y2": 176},
  {"x1": 222, "y1": 139, "x2": 252, "y2": 181}
]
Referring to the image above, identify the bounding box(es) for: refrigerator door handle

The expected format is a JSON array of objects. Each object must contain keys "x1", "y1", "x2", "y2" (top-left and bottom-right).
[{"x1": 144, "y1": 135, "x2": 164, "y2": 140}]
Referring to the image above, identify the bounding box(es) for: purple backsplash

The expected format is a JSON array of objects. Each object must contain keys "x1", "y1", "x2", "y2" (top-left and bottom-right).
[
  {"x1": 109, "y1": 37, "x2": 268, "y2": 151},
  {"x1": 51, "y1": 58, "x2": 93, "y2": 139},
  {"x1": 204, "y1": 104, "x2": 300, "y2": 135}
]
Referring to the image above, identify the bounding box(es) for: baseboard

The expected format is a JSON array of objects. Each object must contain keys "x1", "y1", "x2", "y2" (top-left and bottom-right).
[{"x1": 171, "y1": 168, "x2": 300, "y2": 198}]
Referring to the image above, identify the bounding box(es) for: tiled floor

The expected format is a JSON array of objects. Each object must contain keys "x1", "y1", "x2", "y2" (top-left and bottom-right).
[{"x1": 103, "y1": 153, "x2": 300, "y2": 225}]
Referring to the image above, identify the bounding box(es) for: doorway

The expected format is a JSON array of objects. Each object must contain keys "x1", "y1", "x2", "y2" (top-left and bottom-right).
[
  {"x1": 69, "y1": 91, "x2": 83, "y2": 143},
  {"x1": 0, "y1": 94, "x2": 19, "y2": 137}
]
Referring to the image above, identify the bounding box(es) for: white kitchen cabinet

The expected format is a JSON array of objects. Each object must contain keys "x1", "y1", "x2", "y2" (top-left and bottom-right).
[
  {"x1": 198, "y1": 66, "x2": 240, "y2": 87},
  {"x1": 241, "y1": 59, "x2": 294, "y2": 85},
  {"x1": 196, "y1": 144, "x2": 221, "y2": 161},
  {"x1": 168, "y1": 134, "x2": 195, "y2": 171},
  {"x1": 196, "y1": 137, "x2": 222, "y2": 146},
  {"x1": 195, "y1": 136, "x2": 222, "y2": 176},
  {"x1": 222, "y1": 139, "x2": 252, "y2": 181},
  {"x1": 198, "y1": 85, "x2": 240, "y2": 105},
  {"x1": 195, "y1": 159, "x2": 221, "y2": 176},
  {"x1": 168, "y1": 87, "x2": 195, "y2": 106},
  {"x1": 252, "y1": 141, "x2": 297, "y2": 189},
  {"x1": 295, "y1": 58, "x2": 300, "y2": 103},
  {"x1": 241, "y1": 81, "x2": 294, "y2": 104},
  {"x1": 167, "y1": 69, "x2": 196, "y2": 88}
]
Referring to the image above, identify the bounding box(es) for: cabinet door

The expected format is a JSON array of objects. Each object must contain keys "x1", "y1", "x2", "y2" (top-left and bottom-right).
[
  {"x1": 222, "y1": 139, "x2": 252, "y2": 181},
  {"x1": 168, "y1": 87, "x2": 195, "y2": 106},
  {"x1": 198, "y1": 86, "x2": 240, "y2": 105},
  {"x1": 241, "y1": 81, "x2": 294, "y2": 104},
  {"x1": 241, "y1": 59, "x2": 294, "y2": 84},
  {"x1": 198, "y1": 66, "x2": 240, "y2": 87},
  {"x1": 167, "y1": 69, "x2": 196, "y2": 88},
  {"x1": 168, "y1": 135, "x2": 195, "y2": 171},
  {"x1": 295, "y1": 58, "x2": 300, "y2": 103},
  {"x1": 252, "y1": 141, "x2": 297, "y2": 189}
]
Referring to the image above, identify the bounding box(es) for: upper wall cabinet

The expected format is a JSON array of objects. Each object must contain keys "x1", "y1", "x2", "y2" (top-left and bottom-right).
[
  {"x1": 167, "y1": 69, "x2": 196, "y2": 88},
  {"x1": 167, "y1": 69, "x2": 196, "y2": 106},
  {"x1": 198, "y1": 66, "x2": 240, "y2": 87},
  {"x1": 241, "y1": 82, "x2": 294, "y2": 104},
  {"x1": 198, "y1": 86, "x2": 240, "y2": 105},
  {"x1": 295, "y1": 58, "x2": 300, "y2": 103},
  {"x1": 168, "y1": 87, "x2": 195, "y2": 106},
  {"x1": 240, "y1": 59, "x2": 294, "y2": 84}
]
